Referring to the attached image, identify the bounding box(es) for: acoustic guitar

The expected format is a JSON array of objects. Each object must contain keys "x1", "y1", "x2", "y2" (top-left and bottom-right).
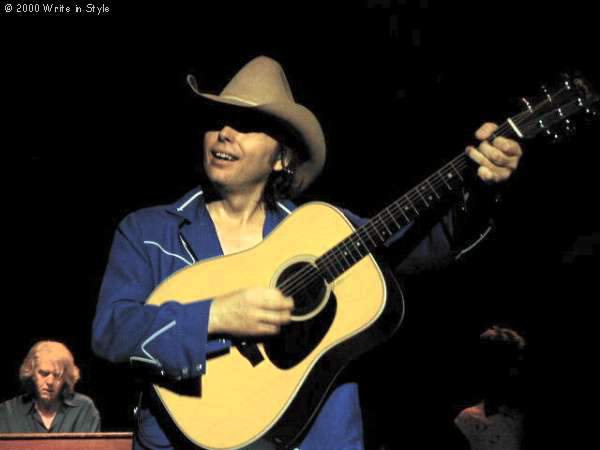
[{"x1": 146, "y1": 74, "x2": 597, "y2": 449}]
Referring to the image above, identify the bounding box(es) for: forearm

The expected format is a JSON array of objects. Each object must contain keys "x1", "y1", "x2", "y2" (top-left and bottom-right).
[
  {"x1": 385, "y1": 183, "x2": 500, "y2": 274},
  {"x1": 92, "y1": 294, "x2": 214, "y2": 379},
  {"x1": 92, "y1": 214, "x2": 218, "y2": 380}
]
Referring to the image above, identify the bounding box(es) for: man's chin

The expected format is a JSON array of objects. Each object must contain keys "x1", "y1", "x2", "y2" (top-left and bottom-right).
[{"x1": 38, "y1": 392, "x2": 56, "y2": 401}]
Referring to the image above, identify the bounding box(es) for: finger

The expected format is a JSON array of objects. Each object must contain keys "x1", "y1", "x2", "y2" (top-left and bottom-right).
[
  {"x1": 475, "y1": 122, "x2": 499, "y2": 141},
  {"x1": 492, "y1": 136, "x2": 523, "y2": 158},
  {"x1": 478, "y1": 141, "x2": 518, "y2": 170},
  {"x1": 480, "y1": 328, "x2": 496, "y2": 338},
  {"x1": 500, "y1": 328, "x2": 525, "y2": 346},
  {"x1": 263, "y1": 293, "x2": 295, "y2": 311},
  {"x1": 479, "y1": 166, "x2": 512, "y2": 183},
  {"x1": 247, "y1": 288, "x2": 288, "y2": 309},
  {"x1": 466, "y1": 147, "x2": 512, "y2": 183},
  {"x1": 284, "y1": 296, "x2": 294, "y2": 310},
  {"x1": 259, "y1": 309, "x2": 292, "y2": 326},
  {"x1": 497, "y1": 328, "x2": 512, "y2": 341},
  {"x1": 257, "y1": 323, "x2": 280, "y2": 335}
]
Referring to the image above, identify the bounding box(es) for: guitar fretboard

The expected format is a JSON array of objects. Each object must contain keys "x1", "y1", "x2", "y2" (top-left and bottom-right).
[
  {"x1": 314, "y1": 127, "x2": 517, "y2": 283},
  {"x1": 283, "y1": 75, "x2": 597, "y2": 290}
]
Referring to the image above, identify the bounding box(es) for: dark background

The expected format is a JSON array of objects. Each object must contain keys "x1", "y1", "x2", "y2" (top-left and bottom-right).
[{"x1": 1, "y1": 1, "x2": 598, "y2": 448}]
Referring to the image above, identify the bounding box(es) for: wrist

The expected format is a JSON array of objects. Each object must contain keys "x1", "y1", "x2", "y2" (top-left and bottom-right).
[{"x1": 207, "y1": 299, "x2": 222, "y2": 334}]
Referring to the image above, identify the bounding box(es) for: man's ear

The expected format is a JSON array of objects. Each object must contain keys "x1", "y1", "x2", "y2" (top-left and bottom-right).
[{"x1": 272, "y1": 145, "x2": 291, "y2": 172}]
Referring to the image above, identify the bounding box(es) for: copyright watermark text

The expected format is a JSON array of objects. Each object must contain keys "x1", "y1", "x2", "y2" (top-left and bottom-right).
[{"x1": 3, "y1": 2, "x2": 111, "y2": 15}]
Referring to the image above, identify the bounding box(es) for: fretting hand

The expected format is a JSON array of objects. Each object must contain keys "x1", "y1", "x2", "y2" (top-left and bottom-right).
[{"x1": 466, "y1": 122, "x2": 523, "y2": 184}]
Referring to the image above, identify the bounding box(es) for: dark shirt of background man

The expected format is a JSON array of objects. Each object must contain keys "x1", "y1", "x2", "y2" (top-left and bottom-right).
[{"x1": 0, "y1": 392, "x2": 100, "y2": 433}]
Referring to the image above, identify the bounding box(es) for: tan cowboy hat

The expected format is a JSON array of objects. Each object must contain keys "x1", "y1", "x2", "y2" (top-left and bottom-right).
[{"x1": 187, "y1": 56, "x2": 326, "y2": 194}]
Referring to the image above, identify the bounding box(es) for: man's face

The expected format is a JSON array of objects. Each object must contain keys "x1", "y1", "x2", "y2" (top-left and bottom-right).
[
  {"x1": 203, "y1": 125, "x2": 283, "y2": 194},
  {"x1": 33, "y1": 354, "x2": 66, "y2": 405}
]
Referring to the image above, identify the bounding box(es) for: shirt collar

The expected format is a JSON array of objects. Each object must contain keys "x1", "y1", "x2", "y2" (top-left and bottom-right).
[
  {"x1": 21, "y1": 392, "x2": 79, "y2": 415},
  {"x1": 166, "y1": 185, "x2": 297, "y2": 230},
  {"x1": 166, "y1": 186, "x2": 206, "y2": 225},
  {"x1": 62, "y1": 394, "x2": 79, "y2": 407},
  {"x1": 19, "y1": 394, "x2": 37, "y2": 416}
]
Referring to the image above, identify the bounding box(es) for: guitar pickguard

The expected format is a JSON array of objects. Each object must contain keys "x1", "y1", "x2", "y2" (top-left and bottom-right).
[{"x1": 264, "y1": 292, "x2": 336, "y2": 370}]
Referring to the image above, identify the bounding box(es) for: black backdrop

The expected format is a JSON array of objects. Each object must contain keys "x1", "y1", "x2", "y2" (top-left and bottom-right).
[{"x1": 1, "y1": 1, "x2": 598, "y2": 448}]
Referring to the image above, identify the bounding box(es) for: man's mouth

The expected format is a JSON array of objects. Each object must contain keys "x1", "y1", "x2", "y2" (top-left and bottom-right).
[{"x1": 211, "y1": 150, "x2": 239, "y2": 162}]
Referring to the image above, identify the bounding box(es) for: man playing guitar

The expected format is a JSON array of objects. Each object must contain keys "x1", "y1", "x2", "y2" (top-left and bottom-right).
[{"x1": 92, "y1": 56, "x2": 522, "y2": 450}]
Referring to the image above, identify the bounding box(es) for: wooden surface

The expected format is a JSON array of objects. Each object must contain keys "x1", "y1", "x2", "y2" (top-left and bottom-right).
[{"x1": 0, "y1": 432, "x2": 133, "y2": 449}]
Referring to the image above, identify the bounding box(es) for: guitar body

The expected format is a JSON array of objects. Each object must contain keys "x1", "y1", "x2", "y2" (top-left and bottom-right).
[{"x1": 146, "y1": 202, "x2": 405, "y2": 449}]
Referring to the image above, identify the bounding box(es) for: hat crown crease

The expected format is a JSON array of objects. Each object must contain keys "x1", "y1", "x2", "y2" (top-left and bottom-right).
[{"x1": 220, "y1": 56, "x2": 295, "y2": 106}]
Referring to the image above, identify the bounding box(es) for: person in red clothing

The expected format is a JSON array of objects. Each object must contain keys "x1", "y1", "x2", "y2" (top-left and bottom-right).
[{"x1": 454, "y1": 327, "x2": 528, "y2": 450}]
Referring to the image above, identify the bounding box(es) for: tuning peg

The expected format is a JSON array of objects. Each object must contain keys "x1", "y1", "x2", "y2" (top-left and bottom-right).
[
  {"x1": 559, "y1": 72, "x2": 575, "y2": 90},
  {"x1": 584, "y1": 104, "x2": 599, "y2": 123},
  {"x1": 540, "y1": 84, "x2": 551, "y2": 100},
  {"x1": 519, "y1": 96, "x2": 534, "y2": 113},
  {"x1": 543, "y1": 127, "x2": 562, "y2": 144},
  {"x1": 561, "y1": 118, "x2": 577, "y2": 137},
  {"x1": 559, "y1": 72, "x2": 572, "y2": 82}
]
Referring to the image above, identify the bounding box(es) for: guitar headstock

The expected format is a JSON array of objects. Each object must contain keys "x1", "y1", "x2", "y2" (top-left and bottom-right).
[{"x1": 506, "y1": 73, "x2": 599, "y2": 142}]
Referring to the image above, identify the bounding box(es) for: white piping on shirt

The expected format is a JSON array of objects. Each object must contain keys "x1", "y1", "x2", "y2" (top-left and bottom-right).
[
  {"x1": 177, "y1": 190, "x2": 204, "y2": 212},
  {"x1": 144, "y1": 241, "x2": 193, "y2": 266},
  {"x1": 455, "y1": 225, "x2": 493, "y2": 260},
  {"x1": 129, "y1": 320, "x2": 177, "y2": 367},
  {"x1": 179, "y1": 235, "x2": 197, "y2": 263},
  {"x1": 277, "y1": 202, "x2": 293, "y2": 215}
]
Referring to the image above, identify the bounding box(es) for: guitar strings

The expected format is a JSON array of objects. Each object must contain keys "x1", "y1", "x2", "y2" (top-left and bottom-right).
[
  {"x1": 309, "y1": 93, "x2": 587, "y2": 290},
  {"x1": 279, "y1": 151, "x2": 492, "y2": 296},
  {"x1": 300, "y1": 86, "x2": 587, "y2": 286},
  {"x1": 277, "y1": 119, "x2": 521, "y2": 296},
  {"x1": 276, "y1": 86, "x2": 580, "y2": 297},
  {"x1": 277, "y1": 156, "x2": 471, "y2": 297},
  {"x1": 279, "y1": 119, "x2": 519, "y2": 295},
  {"x1": 277, "y1": 132, "x2": 508, "y2": 296}
]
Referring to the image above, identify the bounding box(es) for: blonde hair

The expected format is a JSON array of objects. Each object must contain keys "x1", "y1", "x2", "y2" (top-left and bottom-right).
[{"x1": 19, "y1": 341, "x2": 81, "y2": 397}]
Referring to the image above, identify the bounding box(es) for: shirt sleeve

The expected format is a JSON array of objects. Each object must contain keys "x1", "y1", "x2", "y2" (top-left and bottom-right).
[
  {"x1": 0, "y1": 401, "x2": 10, "y2": 432},
  {"x1": 341, "y1": 184, "x2": 500, "y2": 275},
  {"x1": 73, "y1": 397, "x2": 102, "y2": 432},
  {"x1": 92, "y1": 212, "x2": 212, "y2": 381}
]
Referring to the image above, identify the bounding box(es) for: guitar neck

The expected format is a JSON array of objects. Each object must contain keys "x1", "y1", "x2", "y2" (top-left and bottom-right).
[
  {"x1": 308, "y1": 73, "x2": 599, "y2": 285},
  {"x1": 313, "y1": 125, "x2": 519, "y2": 283}
]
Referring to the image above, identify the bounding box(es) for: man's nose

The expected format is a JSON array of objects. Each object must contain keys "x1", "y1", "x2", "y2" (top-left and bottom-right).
[{"x1": 218, "y1": 126, "x2": 236, "y2": 143}]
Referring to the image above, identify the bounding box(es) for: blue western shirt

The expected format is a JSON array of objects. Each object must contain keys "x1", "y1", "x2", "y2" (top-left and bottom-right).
[{"x1": 92, "y1": 186, "x2": 491, "y2": 449}]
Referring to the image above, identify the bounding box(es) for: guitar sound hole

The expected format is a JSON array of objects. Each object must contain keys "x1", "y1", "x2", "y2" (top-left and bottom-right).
[
  {"x1": 263, "y1": 293, "x2": 336, "y2": 370},
  {"x1": 277, "y1": 262, "x2": 327, "y2": 318},
  {"x1": 264, "y1": 262, "x2": 336, "y2": 370}
]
